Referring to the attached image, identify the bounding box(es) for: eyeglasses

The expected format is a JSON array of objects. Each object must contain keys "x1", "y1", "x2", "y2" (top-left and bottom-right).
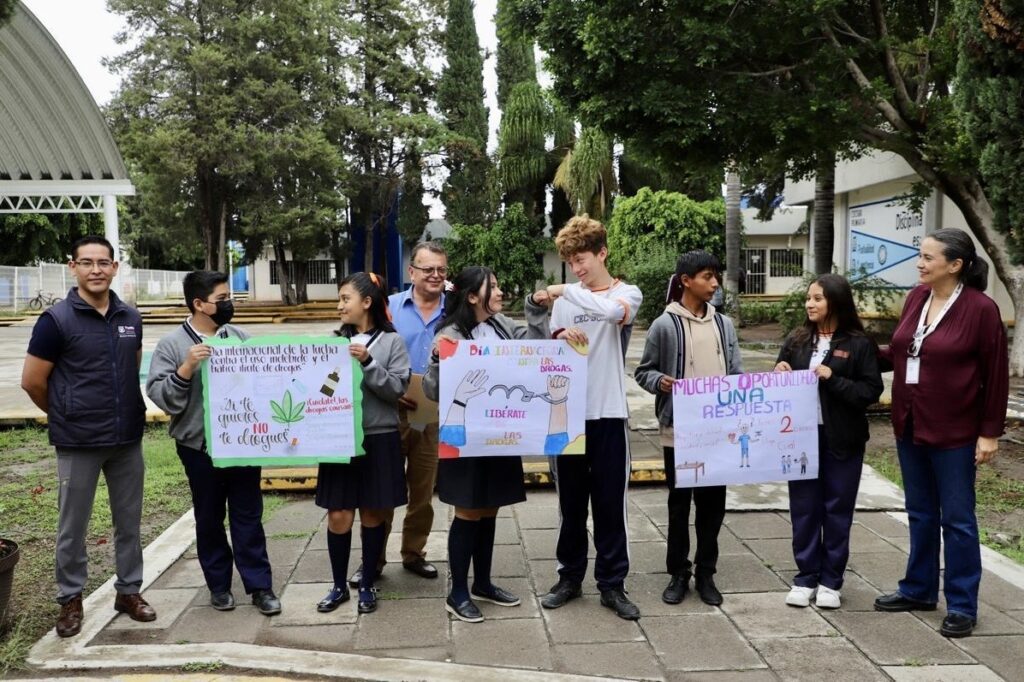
[
  {"x1": 73, "y1": 259, "x2": 114, "y2": 270},
  {"x1": 410, "y1": 264, "x2": 448, "y2": 277}
]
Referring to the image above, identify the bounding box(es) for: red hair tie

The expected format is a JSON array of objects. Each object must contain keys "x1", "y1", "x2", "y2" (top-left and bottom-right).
[{"x1": 367, "y1": 272, "x2": 393, "y2": 321}]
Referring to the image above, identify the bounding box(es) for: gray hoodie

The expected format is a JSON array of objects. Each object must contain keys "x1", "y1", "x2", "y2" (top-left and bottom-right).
[
  {"x1": 146, "y1": 321, "x2": 249, "y2": 451},
  {"x1": 343, "y1": 329, "x2": 411, "y2": 435},
  {"x1": 634, "y1": 306, "x2": 743, "y2": 427}
]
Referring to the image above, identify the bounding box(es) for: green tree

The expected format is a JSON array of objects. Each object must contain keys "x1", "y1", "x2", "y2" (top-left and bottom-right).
[
  {"x1": 345, "y1": 0, "x2": 444, "y2": 273},
  {"x1": 605, "y1": 188, "x2": 725, "y2": 324},
  {"x1": 396, "y1": 144, "x2": 431, "y2": 248},
  {"x1": 0, "y1": 214, "x2": 100, "y2": 266},
  {"x1": 515, "y1": 0, "x2": 1024, "y2": 372},
  {"x1": 444, "y1": 204, "x2": 548, "y2": 301},
  {"x1": 495, "y1": 0, "x2": 536, "y2": 111},
  {"x1": 0, "y1": 0, "x2": 15, "y2": 26},
  {"x1": 437, "y1": 0, "x2": 493, "y2": 226},
  {"x1": 552, "y1": 126, "x2": 615, "y2": 219}
]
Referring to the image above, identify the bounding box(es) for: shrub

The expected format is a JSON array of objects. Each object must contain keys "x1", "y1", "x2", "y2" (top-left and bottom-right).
[{"x1": 775, "y1": 269, "x2": 900, "y2": 337}]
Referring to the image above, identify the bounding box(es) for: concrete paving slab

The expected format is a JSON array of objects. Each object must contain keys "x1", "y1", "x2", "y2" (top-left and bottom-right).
[
  {"x1": 356, "y1": 645, "x2": 452, "y2": 662},
  {"x1": 261, "y1": 499, "x2": 325, "y2": 535},
  {"x1": 522, "y1": 528, "x2": 560, "y2": 559},
  {"x1": 847, "y1": 551, "x2": 909, "y2": 592},
  {"x1": 147, "y1": 557, "x2": 207, "y2": 589},
  {"x1": 541, "y1": 598, "x2": 645, "y2": 644},
  {"x1": 629, "y1": 541, "x2": 669, "y2": 574},
  {"x1": 1006, "y1": 609, "x2": 1024, "y2": 625},
  {"x1": 721, "y1": 592, "x2": 836, "y2": 638},
  {"x1": 165, "y1": 604, "x2": 270, "y2": 644},
  {"x1": 775, "y1": 570, "x2": 882, "y2": 611},
  {"x1": 743, "y1": 538, "x2": 797, "y2": 571},
  {"x1": 256, "y1": 623, "x2": 356, "y2": 652},
  {"x1": 822, "y1": 611, "x2": 975, "y2": 665},
  {"x1": 274, "y1": 582, "x2": 358, "y2": 626},
  {"x1": 716, "y1": 527, "x2": 750, "y2": 555},
  {"x1": 940, "y1": 635, "x2": 1024, "y2": 682},
  {"x1": 724, "y1": 513, "x2": 792, "y2": 539},
  {"x1": 352, "y1": 598, "x2": 449, "y2": 650},
  {"x1": 914, "y1": 599, "x2": 1024, "y2": 636},
  {"x1": 881, "y1": 664, "x2": 1005, "y2": 681},
  {"x1": 452, "y1": 617, "x2": 553, "y2": 670},
  {"x1": 665, "y1": 672, "x2": 778, "y2": 682},
  {"x1": 750, "y1": 636, "x2": 887, "y2": 681},
  {"x1": 373, "y1": 566, "x2": 448, "y2": 600},
  {"x1": 714, "y1": 554, "x2": 788, "y2": 594},
  {"x1": 849, "y1": 523, "x2": 906, "y2": 552},
  {"x1": 289, "y1": 548, "x2": 332, "y2": 584},
  {"x1": 978, "y1": 569, "x2": 1024, "y2": 607},
  {"x1": 494, "y1": 517, "x2": 521, "y2": 544},
  {"x1": 628, "y1": 513, "x2": 668, "y2": 542},
  {"x1": 466, "y1": 579, "x2": 540, "y2": 620},
  {"x1": 515, "y1": 507, "x2": 560, "y2": 530},
  {"x1": 643, "y1": 614, "x2": 765, "y2": 671},
  {"x1": 490, "y1": 543, "x2": 528, "y2": 577},
  {"x1": 109, "y1": 588, "x2": 196, "y2": 630},
  {"x1": 855, "y1": 512, "x2": 914, "y2": 538},
  {"x1": 553, "y1": 641, "x2": 664, "y2": 680}
]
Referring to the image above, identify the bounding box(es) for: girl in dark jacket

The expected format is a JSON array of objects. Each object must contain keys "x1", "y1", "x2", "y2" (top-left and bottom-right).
[{"x1": 775, "y1": 274, "x2": 883, "y2": 609}]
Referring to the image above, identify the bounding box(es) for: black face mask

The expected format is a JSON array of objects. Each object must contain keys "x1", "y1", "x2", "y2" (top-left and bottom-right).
[{"x1": 208, "y1": 300, "x2": 234, "y2": 327}]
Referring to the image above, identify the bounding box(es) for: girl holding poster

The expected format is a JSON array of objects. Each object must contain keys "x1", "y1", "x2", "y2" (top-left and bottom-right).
[
  {"x1": 422, "y1": 266, "x2": 547, "y2": 623},
  {"x1": 775, "y1": 274, "x2": 882, "y2": 610},
  {"x1": 315, "y1": 273, "x2": 411, "y2": 615}
]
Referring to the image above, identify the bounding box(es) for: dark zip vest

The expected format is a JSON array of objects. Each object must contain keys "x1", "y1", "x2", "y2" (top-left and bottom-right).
[{"x1": 44, "y1": 288, "x2": 146, "y2": 447}]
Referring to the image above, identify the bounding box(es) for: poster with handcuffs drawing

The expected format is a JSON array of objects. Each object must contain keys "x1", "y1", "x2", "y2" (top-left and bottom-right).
[{"x1": 437, "y1": 339, "x2": 587, "y2": 458}]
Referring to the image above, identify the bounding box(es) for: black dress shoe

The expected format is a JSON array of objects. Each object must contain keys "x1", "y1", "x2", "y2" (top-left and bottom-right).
[
  {"x1": 662, "y1": 575, "x2": 689, "y2": 605},
  {"x1": 445, "y1": 594, "x2": 484, "y2": 623},
  {"x1": 252, "y1": 588, "x2": 282, "y2": 616},
  {"x1": 541, "y1": 579, "x2": 582, "y2": 609},
  {"x1": 940, "y1": 613, "x2": 976, "y2": 638},
  {"x1": 402, "y1": 558, "x2": 438, "y2": 579},
  {"x1": 357, "y1": 587, "x2": 377, "y2": 614},
  {"x1": 348, "y1": 565, "x2": 383, "y2": 588},
  {"x1": 600, "y1": 587, "x2": 641, "y2": 620},
  {"x1": 873, "y1": 592, "x2": 937, "y2": 612},
  {"x1": 695, "y1": 576, "x2": 723, "y2": 606},
  {"x1": 316, "y1": 585, "x2": 350, "y2": 613},
  {"x1": 471, "y1": 583, "x2": 521, "y2": 607},
  {"x1": 210, "y1": 590, "x2": 236, "y2": 611}
]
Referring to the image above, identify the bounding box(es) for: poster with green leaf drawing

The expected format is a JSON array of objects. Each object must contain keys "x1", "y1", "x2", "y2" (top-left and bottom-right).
[{"x1": 201, "y1": 336, "x2": 364, "y2": 467}]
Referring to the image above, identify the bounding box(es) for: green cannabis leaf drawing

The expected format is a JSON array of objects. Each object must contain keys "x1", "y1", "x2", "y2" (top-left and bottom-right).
[{"x1": 270, "y1": 390, "x2": 305, "y2": 425}]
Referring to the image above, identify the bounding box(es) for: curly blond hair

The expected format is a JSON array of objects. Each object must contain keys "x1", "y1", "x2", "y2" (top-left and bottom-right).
[{"x1": 554, "y1": 215, "x2": 607, "y2": 259}]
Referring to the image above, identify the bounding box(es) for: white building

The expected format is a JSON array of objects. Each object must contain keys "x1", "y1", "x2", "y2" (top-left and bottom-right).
[
  {"x1": 785, "y1": 150, "x2": 1014, "y2": 320},
  {"x1": 740, "y1": 205, "x2": 809, "y2": 296}
]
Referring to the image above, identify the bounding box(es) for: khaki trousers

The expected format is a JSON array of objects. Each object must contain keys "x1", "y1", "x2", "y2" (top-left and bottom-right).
[{"x1": 379, "y1": 410, "x2": 439, "y2": 567}]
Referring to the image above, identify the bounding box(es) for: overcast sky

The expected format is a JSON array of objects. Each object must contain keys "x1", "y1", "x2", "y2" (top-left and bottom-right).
[{"x1": 21, "y1": 0, "x2": 508, "y2": 143}]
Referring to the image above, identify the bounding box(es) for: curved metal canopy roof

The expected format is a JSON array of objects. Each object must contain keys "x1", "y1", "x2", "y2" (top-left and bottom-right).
[{"x1": 0, "y1": 2, "x2": 132, "y2": 196}]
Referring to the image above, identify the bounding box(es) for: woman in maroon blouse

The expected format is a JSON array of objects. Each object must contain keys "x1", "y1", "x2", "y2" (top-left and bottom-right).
[{"x1": 873, "y1": 228, "x2": 1008, "y2": 639}]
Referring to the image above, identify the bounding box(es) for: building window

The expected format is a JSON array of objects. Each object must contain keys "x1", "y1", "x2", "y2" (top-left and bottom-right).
[
  {"x1": 269, "y1": 260, "x2": 337, "y2": 285},
  {"x1": 769, "y1": 249, "x2": 804, "y2": 278}
]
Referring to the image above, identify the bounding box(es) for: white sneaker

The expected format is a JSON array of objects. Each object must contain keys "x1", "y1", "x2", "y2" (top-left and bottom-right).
[
  {"x1": 785, "y1": 585, "x2": 816, "y2": 607},
  {"x1": 815, "y1": 585, "x2": 841, "y2": 609}
]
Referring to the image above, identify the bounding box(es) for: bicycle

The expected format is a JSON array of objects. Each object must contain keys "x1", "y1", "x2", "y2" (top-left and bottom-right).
[{"x1": 27, "y1": 290, "x2": 63, "y2": 311}]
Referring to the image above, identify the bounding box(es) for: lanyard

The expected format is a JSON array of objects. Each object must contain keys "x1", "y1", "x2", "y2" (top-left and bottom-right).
[{"x1": 910, "y1": 283, "x2": 962, "y2": 357}]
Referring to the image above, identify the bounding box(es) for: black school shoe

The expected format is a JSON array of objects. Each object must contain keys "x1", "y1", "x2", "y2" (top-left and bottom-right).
[
  {"x1": 316, "y1": 585, "x2": 350, "y2": 613},
  {"x1": 210, "y1": 590, "x2": 235, "y2": 611},
  {"x1": 357, "y1": 587, "x2": 377, "y2": 614},
  {"x1": 600, "y1": 587, "x2": 641, "y2": 620},
  {"x1": 252, "y1": 589, "x2": 282, "y2": 616},
  {"x1": 662, "y1": 575, "x2": 689, "y2": 604},
  {"x1": 471, "y1": 583, "x2": 521, "y2": 607},
  {"x1": 695, "y1": 576, "x2": 723, "y2": 606},
  {"x1": 541, "y1": 579, "x2": 582, "y2": 609},
  {"x1": 873, "y1": 592, "x2": 937, "y2": 612},
  {"x1": 445, "y1": 594, "x2": 484, "y2": 623},
  {"x1": 940, "y1": 613, "x2": 976, "y2": 638}
]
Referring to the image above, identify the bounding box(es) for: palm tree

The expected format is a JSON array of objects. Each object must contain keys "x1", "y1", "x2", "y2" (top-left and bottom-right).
[{"x1": 725, "y1": 168, "x2": 742, "y2": 323}]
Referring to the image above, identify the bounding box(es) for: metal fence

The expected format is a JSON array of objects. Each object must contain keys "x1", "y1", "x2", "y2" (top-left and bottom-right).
[{"x1": 0, "y1": 263, "x2": 191, "y2": 313}]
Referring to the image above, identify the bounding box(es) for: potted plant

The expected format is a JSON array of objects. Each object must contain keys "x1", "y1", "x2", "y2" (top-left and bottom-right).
[{"x1": 0, "y1": 538, "x2": 20, "y2": 626}]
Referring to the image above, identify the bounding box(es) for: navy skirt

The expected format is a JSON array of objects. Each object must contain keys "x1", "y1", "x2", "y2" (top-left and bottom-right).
[
  {"x1": 437, "y1": 456, "x2": 526, "y2": 509},
  {"x1": 315, "y1": 431, "x2": 407, "y2": 510}
]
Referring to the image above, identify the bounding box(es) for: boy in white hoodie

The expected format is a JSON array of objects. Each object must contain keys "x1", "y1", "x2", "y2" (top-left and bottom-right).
[{"x1": 635, "y1": 251, "x2": 742, "y2": 606}]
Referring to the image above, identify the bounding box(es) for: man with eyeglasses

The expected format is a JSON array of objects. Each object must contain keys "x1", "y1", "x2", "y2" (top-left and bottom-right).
[
  {"x1": 348, "y1": 241, "x2": 448, "y2": 586},
  {"x1": 21, "y1": 235, "x2": 155, "y2": 638}
]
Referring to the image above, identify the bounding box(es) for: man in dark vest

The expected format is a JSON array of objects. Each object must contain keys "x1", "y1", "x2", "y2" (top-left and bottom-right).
[{"x1": 21, "y1": 235, "x2": 156, "y2": 638}]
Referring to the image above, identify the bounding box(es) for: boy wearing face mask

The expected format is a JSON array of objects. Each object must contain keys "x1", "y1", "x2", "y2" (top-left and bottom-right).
[{"x1": 147, "y1": 270, "x2": 280, "y2": 616}]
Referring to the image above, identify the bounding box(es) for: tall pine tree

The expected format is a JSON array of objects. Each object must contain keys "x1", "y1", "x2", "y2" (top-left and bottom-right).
[{"x1": 437, "y1": 0, "x2": 493, "y2": 226}]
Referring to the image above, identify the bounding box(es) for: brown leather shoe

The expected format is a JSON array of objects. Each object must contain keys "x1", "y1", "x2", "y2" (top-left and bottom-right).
[
  {"x1": 56, "y1": 595, "x2": 83, "y2": 638},
  {"x1": 114, "y1": 593, "x2": 157, "y2": 622}
]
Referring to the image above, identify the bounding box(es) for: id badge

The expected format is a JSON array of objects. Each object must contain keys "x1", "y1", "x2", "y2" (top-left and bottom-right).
[{"x1": 906, "y1": 357, "x2": 921, "y2": 384}]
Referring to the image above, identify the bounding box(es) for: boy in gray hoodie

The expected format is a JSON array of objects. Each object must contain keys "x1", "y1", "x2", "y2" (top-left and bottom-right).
[
  {"x1": 635, "y1": 251, "x2": 742, "y2": 607},
  {"x1": 146, "y1": 270, "x2": 280, "y2": 616}
]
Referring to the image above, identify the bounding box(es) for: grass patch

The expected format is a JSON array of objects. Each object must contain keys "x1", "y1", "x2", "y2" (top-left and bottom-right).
[
  {"x1": 865, "y1": 444, "x2": 1024, "y2": 566},
  {"x1": 0, "y1": 424, "x2": 291, "y2": 675}
]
